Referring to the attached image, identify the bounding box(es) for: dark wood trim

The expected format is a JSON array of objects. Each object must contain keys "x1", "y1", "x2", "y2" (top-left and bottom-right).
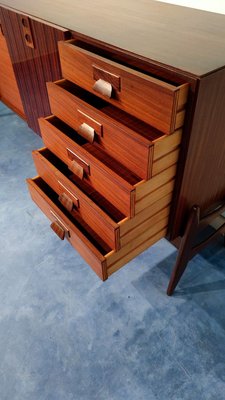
[{"x1": 171, "y1": 68, "x2": 225, "y2": 238}]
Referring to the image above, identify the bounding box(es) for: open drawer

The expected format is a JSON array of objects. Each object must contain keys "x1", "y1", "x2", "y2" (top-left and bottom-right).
[
  {"x1": 27, "y1": 177, "x2": 113, "y2": 280},
  {"x1": 39, "y1": 116, "x2": 144, "y2": 217},
  {"x1": 32, "y1": 148, "x2": 127, "y2": 251},
  {"x1": 58, "y1": 40, "x2": 189, "y2": 134},
  {"x1": 47, "y1": 79, "x2": 163, "y2": 180},
  {"x1": 27, "y1": 177, "x2": 169, "y2": 280}
]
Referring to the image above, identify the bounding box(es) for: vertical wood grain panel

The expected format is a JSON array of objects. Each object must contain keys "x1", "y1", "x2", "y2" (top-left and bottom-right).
[
  {"x1": 0, "y1": 7, "x2": 70, "y2": 133},
  {"x1": 0, "y1": 10, "x2": 25, "y2": 117}
]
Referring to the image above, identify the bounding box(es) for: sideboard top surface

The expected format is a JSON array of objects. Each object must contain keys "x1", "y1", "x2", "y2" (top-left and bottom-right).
[{"x1": 1, "y1": 0, "x2": 225, "y2": 76}]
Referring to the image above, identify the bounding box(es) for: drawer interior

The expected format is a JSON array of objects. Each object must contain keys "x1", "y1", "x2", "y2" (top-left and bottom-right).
[
  {"x1": 47, "y1": 116, "x2": 143, "y2": 184},
  {"x1": 38, "y1": 148, "x2": 126, "y2": 223},
  {"x1": 55, "y1": 80, "x2": 164, "y2": 142},
  {"x1": 66, "y1": 40, "x2": 184, "y2": 87},
  {"x1": 59, "y1": 40, "x2": 189, "y2": 134},
  {"x1": 33, "y1": 176, "x2": 112, "y2": 255}
]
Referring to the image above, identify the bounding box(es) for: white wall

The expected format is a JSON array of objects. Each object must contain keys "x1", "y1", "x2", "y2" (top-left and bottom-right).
[{"x1": 155, "y1": 0, "x2": 225, "y2": 14}]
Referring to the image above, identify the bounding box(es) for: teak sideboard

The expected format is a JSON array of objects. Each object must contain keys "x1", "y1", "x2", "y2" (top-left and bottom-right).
[{"x1": 0, "y1": 1, "x2": 225, "y2": 281}]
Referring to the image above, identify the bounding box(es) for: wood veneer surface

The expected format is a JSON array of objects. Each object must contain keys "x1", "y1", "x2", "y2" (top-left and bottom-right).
[
  {"x1": 0, "y1": 27, "x2": 25, "y2": 117},
  {"x1": 0, "y1": 6, "x2": 70, "y2": 133},
  {"x1": 58, "y1": 40, "x2": 188, "y2": 134},
  {"x1": 39, "y1": 116, "x2": 137, "y2": 217},
  {"x1": 32, "y1": 148, "x2": 122, "y2": 251},
  {"x1": 27, "y1": 177, "x2": 109, "y2": 280},
  {"x1": 1, "y1": 0, "x2": 225, "y2": 76},
  {"x1": 47, "y1": 79, "x2": 156, "y2": 180}
]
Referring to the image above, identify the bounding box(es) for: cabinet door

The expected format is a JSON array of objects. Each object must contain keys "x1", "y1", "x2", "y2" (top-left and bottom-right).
[
  {"x1": 0, "y1": 6, "x2": 70, "y2": 134},
  {"x1": 0, "y1": 17, "x2": 25, "y2": 118}
]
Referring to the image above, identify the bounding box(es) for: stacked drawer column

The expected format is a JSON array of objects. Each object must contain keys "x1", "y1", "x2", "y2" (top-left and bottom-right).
[{"x1": 27, "y1": 39, "x2": 189, "y2": 280}]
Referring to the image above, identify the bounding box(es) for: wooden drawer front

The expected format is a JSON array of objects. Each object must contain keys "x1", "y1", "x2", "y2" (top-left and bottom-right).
[
  {"x1": 106, "y1": 163, "x2": 180, "y2": 276},
  {"x1": 27, "y1": 177, "x2": 111, "y2": 280},
  {"x1": 39, "y1": 117, "x2": 136, "y2": 217},
  {"x1": 32, "y1": 148, "x2": 121, "y2": 250},
  {"x1": 47, "y1": 80, "x2": 154, "y2": 180},
  {"x1": 27, "y1": 177, "x2": 169, "y2": 281},
  {"x1": 58, "y1": 40, "x2": 189, "y2": 134}
]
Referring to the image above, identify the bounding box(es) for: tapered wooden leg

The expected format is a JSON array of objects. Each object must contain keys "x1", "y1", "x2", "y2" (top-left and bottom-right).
[{"x1": 167, "y1": 206, "x2": 200, "y2": 296}]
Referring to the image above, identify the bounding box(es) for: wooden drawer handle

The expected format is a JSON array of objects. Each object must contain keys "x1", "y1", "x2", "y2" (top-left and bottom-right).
[
  {"x1": 69, "y1": 160, "x2": 84, "y2": 180},
  {"x1": 93, "y1": 79, "x2": 112, "y2": 98},
  {"x1": 50, "y1": 210, "x2": 70, "y2": 239},
  {"x1": 93, "y1": 65, "x2": 120, "y2": 95},
  {"x1": 67, "y1": 148, "x2": 90, "y2": 179},
  {"x1": 50, "y1": 221, "x2": 65, "y2": 240},
  {"x1": 58, "y1": 181, "x2": 80, "y2": 209},
  {"x1": 58, "y1": 192, "x2": 74, "y2": 212},
  {"x1": 77, "y1": 109, "x2": 103, "y2": 137},
  {"x1": 77, "y1": 123, "x2": 95, "y2": 143}
]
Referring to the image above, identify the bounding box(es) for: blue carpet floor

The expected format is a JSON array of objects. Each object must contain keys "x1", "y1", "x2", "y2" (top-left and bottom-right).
[{"x1": 0, "y1": 101, "x2": 225, "y2": 400}]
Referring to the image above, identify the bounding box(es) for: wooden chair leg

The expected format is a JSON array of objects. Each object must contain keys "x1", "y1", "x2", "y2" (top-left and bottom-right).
[{"x1": 167, "y1": 206, "x2": 200, "y2": 296}]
